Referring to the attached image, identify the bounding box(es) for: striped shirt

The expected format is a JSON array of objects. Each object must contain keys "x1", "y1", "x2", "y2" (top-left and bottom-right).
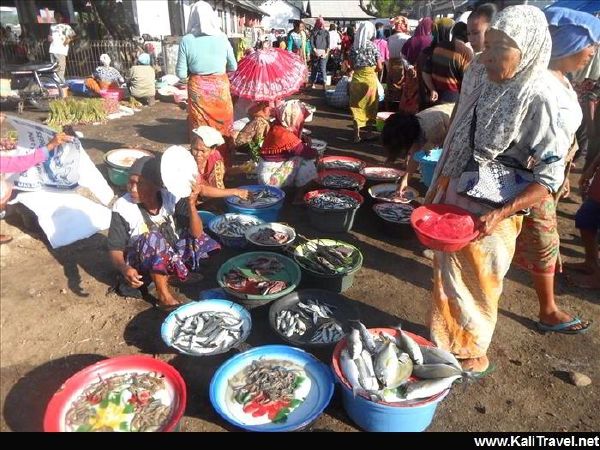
[{"x1": 423, "y1": 40, "x2": 472, "y2": 99}]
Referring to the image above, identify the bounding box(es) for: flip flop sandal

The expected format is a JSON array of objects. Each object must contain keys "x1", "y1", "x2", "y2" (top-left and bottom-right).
[{"x1": 537, "y1": 317, "x2": 591, "y2": 335}]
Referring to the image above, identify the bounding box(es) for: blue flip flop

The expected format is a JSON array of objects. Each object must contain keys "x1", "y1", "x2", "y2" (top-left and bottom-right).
[{"x1": 537, "y1": 317, "x2": 591, "y2": 335}]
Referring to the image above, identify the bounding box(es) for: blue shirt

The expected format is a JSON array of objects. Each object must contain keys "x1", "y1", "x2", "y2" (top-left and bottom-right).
[{"x1": 176, "y1": 34, "x2": 237, "y2": 79}]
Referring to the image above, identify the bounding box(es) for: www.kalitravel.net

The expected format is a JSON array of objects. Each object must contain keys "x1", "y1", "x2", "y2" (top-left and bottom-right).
[{"x1": 474, "y1": 436, "x2": 600, "y2": 447}]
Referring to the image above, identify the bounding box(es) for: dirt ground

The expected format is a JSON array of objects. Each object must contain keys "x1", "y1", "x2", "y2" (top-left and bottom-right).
[{"x1": 0, "y1": 92, "x2": 598, "y2": 432}]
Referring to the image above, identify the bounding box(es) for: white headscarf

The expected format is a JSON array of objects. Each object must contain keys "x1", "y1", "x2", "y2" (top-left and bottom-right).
[
  {"x1": 192, "y1": 126, "x2": 225, "y2": 148},
  {"x1": 353, "y1": 21, "x2": 376, "y2": 50},
  {"x1": 99, "y1": 54, "x2": 111, "y2": 67},
  {"x1": 186, "y1": 0, "x2": 224, "y2": 36},
  {"x1": 440, "y1": 5, "x2": 553, "y2": 177}
]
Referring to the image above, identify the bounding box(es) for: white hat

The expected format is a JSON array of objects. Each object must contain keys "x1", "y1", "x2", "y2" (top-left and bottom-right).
[{"x1": 192, "y1": 126, "x2": 225, "y2": 148}]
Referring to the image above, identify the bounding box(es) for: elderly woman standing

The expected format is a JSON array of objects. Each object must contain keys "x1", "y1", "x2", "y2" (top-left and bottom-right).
[
  {"x1": 348, "y1": 21, "x2": 382, "y2": 143},
  {"x1": 176, "y1": 1, "x2": 237, "y2": 164},
  {"x1": 85, "y1": 54, "x2": 124, "y2": 95},
  {"x1": 513, "y1": 7, "x2": 599, "y2": 334},
  {"x1": 425, "y1": 6, "x2": 565, "y2": 372}
]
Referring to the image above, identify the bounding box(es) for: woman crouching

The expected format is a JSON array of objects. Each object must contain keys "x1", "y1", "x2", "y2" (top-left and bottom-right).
[{"x1": 107, "y1": 155, "x2": 220, "y2": 309}]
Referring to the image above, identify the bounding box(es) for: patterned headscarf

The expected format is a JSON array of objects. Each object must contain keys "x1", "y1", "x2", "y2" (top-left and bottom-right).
[
  {"x1": 353, "y1": 21, "x2": 376, "y2": 50},
  {"x1": 186, "y1": 0, "x2": 224, "y2": 36},
  {"x1": 99, "y1": 53, "x2": 111, "y2": 67},
  {"x1": 274, "y1": 100, "x2": 309, "y2": 137},
  {"x1": 440, "y1": 5, "x2": 553, "y2": 177},
  {"x1": 390, "y1": 16, "x2": 409, "y2": 33}
]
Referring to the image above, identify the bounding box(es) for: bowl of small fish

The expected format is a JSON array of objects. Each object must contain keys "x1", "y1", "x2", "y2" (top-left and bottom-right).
[
  {"x1": 209, "y1": 345, "x2": 334, "y2": 431},
  {"x1": 208, "y1": 213, "x2": 266, "y2": 249},
  {"x1": 217, "y1": 252, "x2": 302, "y2": 308},
  {"x1": 292, "y1": 239, "x2": 363, "y2": 293},
  {"x1": 303, "y1": 189, "x2": 363, "y2": 233},
  {"x1": 225, "y1": 185, "x2": 286, "y2": 222},
  {"x1": 331, "y1": 323, "x2": 466, "y2": 432},
  {"x1": 161, "y1": 299, "x2": 252, "y2": 356},
  {"x1": 311, "y1": 139, "x2": 327, "y2": 157},
  {"x1": 245, "y1": 222, "x2": 296, "y2": 249},
  {"x1": 316, "y1": 170, "x2": 366, "y2": 191},
  {"x1": 368, "y1": 183, "x2": 418, "y2": 204},
  {"x1": 373, "y1": 203, "x2": 415, "y2": 239},
  {"x1": 44, "y1": 355, "x2": 186, "y2": 432},
  {"x1": 411, "y1": 204, "x2": 480, "y2": 252},
  {"x1": 360, "y1": 167, "x2": 405, "y2": 184},
  {"x1": 319, "y1": 156, "x2": 365, "y2": 173},
  {"x1": 269, "y1": 289, "x2": 359, "y2": 347}
]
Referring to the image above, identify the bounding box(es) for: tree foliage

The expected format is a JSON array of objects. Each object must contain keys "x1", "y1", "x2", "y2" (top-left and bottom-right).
[{"x1": 359, "y1": 0, "x2": 415, "y2": 18}]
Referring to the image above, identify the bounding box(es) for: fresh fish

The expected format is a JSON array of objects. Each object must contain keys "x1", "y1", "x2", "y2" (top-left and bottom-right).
[
  {"x1": 275, "y1": 310, "x2": 308, "y2": 337},
  {"x1": 322, "y1": 160, "x2": 362, "y2": 171},
  {"x1": 296, "y1": 241, "x2": 359, "y2": 276},
  {"x1": 347, "y1": 329, "x2": 363, "y2": 360},
  {"x1": 224, "y1": 267, "x2": 288, "y2": 296},
  {"x1": 245, "y1": 256, "x2": 284, "y2": 276},
  {"x1": 353, "y1": 321, "x2": 378, "y2": 354},
  {"x1": 419, "y1": 345, "x2": 462, "y2": 370},
  {"x1": 297, "y1": 299, "x2": 335, "y2": 323},
  {"x1": 372, "y1": 189, "x2": 417, "y2": 203},
  {"x1": 308, "y1": 192, "x2": 359, "y2": 210},
  {"x1": 232, "y1": 188, "x2": 280, "y2": 207},
  {"x1": 403, "y1": 375, "x2": 462, "y2": 401},
  {"x1": 310, "y1": 321, "x2": 344, "y2": 343},
  {"x1": 395, "y1": 324, "x2": 424, "y2": 364},
  {"x1": 321, "y1": 174, "x2": 360, "y2": 189},
  {"x1": 355, "y1": 351, "x2": 379, "y2": 391},
  {"x1": 171, "y1": 311, "x2": 244, "y2": 354},
  {"x1": 374, "y1": 204, "x2": 414, "y2": 223},
  {"x1": 340, "y1": 349, "x2": 362, "y2": 395},
  {"x1": 249, "y1": 228, "x2": 291, "y2": 245},
  {"x1": 412, "y1": 363, "x2": 463, "y2": 379},
  {"x1": 374, "y1": 342, "x2": 414, "y2": 389},
  {"x1": 212, "y1": 215, "x2": 262, "y2": 237}
]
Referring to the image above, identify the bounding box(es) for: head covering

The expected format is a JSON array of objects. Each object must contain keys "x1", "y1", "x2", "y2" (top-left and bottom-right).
[
  {"x1": 353, "y1": 21, "x2": 376, "y2": 50},
  {"x1": 545, "y1": 7, "x2": 600, "y2": 60},
  {"x1": 402, "y1": 17, "x2": 433, "y2": 64},
  {"x1": 440, "y1": 5, "x2": 554, "y2": 178},
  {"x1": 192, "y1": 126, "x2": 225, "y2": 148},
  {"x1": 315, "y1": 17, "x2": 325, "y2": 30},
  {"x1": 432, "y1": 18, "x2": 454, "y2": 45},
  {"x1": 129, "y1": 155, "x2": 163, "y2": 187},
  {"x1": 457, "y1": 11, "x2": 472, "y2": 24},
  {"x1": 186, "y1": 0, "x2": 223, "y2": 36},
  {"x1": 390, "y1": 16, "x2": 409, "y2": 33},
  {"x1": 376, "y1": 28, "x2": 385, "y2": 40},
  {"x1": 137, "y1": 53, "x2": 151, "y2": 65},
  {"x1": 274, "y1": 100, "x2": 309, "y2": 136},
  {"x1": 99, "y1": 54, "x2": 111, "y2": 67}
]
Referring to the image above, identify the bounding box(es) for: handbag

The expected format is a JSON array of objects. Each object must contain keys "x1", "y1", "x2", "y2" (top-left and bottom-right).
[
  {"x1": 456, "y1": 106, "x2": 532, "y2": 208},
  {"x1": 138, "y1": 204, "x2": 179, "y2": 249}
]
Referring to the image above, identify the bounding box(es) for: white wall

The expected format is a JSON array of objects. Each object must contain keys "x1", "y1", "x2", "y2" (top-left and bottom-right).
[
  {"x1": 136, "y1": 0, "x2": 172, "y2": 37},
  {"x1": 261, "y1": 1, "x2": 300, "y2": 32}
]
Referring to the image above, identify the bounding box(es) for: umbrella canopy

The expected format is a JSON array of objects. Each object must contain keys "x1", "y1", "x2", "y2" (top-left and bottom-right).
[{"x1": 229, "y1": 48, "x2": 308, "y2": 102}]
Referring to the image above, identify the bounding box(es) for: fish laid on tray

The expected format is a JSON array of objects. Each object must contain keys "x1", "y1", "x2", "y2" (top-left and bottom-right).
[
  {"x1": 250, "y1": 228, "x2": 290, "y2": 245},
  {"x1": 322, "y1": 160, "x2": 362, "y2": 171},
  {"x1": 231, "y1": 188, "x2": 281, "y2": 208},
  {"x1": 229, "y1": 359, "x2": 307, "y2": 424},
  {"x1": 296, "y1": 242, "x2": 359, "y2": 276},
  {"x1": 171, "y1": 311, "x2": 245, "y2": 354},
  {"x1": 224, "y1": 256, "x2": 288, "y2": 296},
  {"x1": 374, "y1": 203, "x2": 414, "y2": 224},
  {"x1": 340, "y1": 321, "x2": 472, "y2": 403},
  {"x1": 371, "y1": 188, "x2": 417, "y2": 203},
  {"x1": 275, "y1": 299, "x2": 343, "y2": 344},
  {"x1": 321, "y1": 174, "x2": 360, "y2": 189},
  {"x1": 361, "y1": 167, "x2": 404, "y2": 180},
  {"x1": 65, "y1": 372, "x2": 173, "y2": 432},
  {"x1": 308, "y1": 192, "x2": 359, "y2": 210},
  {"x1": 212, "y1": 215, "x2": 262, "y2": 237}
]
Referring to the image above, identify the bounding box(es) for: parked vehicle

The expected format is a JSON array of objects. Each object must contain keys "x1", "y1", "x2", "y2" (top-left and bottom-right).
[{"x1": 0, "y1": 60, "x2": 64, "y2": 112}]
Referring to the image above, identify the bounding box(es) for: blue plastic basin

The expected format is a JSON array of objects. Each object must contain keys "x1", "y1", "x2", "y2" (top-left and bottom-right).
[
  {"x1": 198, "y1": 210, "x2": 216, "y2": 229},
  {"x1": 225, "y1": 185, "x2": 285, "y2": 222},
  {"x1": 413, "y1": 148, "x2": 443, "y2": 188}
]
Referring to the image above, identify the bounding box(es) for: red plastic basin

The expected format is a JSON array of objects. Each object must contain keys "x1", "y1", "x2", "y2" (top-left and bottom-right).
[{"x1": 410, "y1": 204, "x2": 480, "y2": 252}]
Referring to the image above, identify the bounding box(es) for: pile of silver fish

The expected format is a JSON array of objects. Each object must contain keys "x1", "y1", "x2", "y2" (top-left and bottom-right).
[
  {"x1": 275, "y1": 299, "x2": 344, "y2": 344},
  {"x1": 321, "y1": 174, "x2": 361, "y2": 190},
  {"x1": 171, "y1": 311, "x2": 245, "y2": 355},
  {"x1": 249, "y1": 227, "x2": 291, "y2": 246},
  {"x1": 212, "y1": 215, "x2": 263, "y2": 237},
  {"x1": 340, "y1": 321, "x2": 469, "y2": 402},
  {"x1": 246, "y1": 256, "x2": 285, "y2": 276},
  {"x1": 322, "y1": 160, "x2": 363, "y2": 171},
  {"x1": 308, "y1": 192, "x2": 359, "y2": 210},
  {"x1": 374, "y1": 204, "x2": 414, "y2": 224},
  {"x1": 296, "y1": 242, "x2": 358, "y2": 275},
  {"x1": 371, "y1": 188, "x2": 416, "y2": 203},
  {"x1": 361, "y1": 168, "x2": 403, "y2": 180},
  {"x1": 232, "y1": 188, "x2": 281, "y2": 208}
]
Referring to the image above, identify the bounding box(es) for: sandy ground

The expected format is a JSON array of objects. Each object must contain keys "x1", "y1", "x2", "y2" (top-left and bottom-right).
[{"x1": 0, "y1": 93, "x2": 598, "y2": 432}]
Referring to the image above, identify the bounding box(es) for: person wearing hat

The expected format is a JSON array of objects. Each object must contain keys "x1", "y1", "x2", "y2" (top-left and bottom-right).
[
  {"x1": 107, "y1": 154, "x2": 220, "y2": 309},
  {"x1": 127, "y1": 52, "x2": 156, "y2": 106},
  {"x1": 190, "y1": 126, "x2": 250, "y2": 202}
]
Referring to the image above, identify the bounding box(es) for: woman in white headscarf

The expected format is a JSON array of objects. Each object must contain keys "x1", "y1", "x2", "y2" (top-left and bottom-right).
[
  {"x1": 85, "y1": 53, "x2": 124, "y2": 95},
  {"x1": 348, "y1": 21, "x2": 382, "y2": 143},
  {"x1": 424, "y1": 6, "x2": 566, "y2": 373},
  {"x1": 176, "y1": 1, "x2": 238, "y2": 166}
]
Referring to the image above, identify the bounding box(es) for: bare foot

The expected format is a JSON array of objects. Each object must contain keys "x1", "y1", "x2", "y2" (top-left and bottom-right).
[
  {"x1": 539, "y1": 310, "x2": 589, "y2": 331},
  {"x1": 0, "y1": 234, "x2": 13, "y2": 245},
  {"x1": 459, "y1": 355, "x2": 489, "y2": 373},
  {"x1": 567, "y1": 272, "x2": 600, "y2": 290},
  {"x1": 563, "y1": 261, "x2": 595, "y2": 275}
]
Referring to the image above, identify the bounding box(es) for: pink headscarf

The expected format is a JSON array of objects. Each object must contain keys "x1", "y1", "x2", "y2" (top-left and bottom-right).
[{"x1": 315, "y1": 16, "x2": 325, "y2": 30}]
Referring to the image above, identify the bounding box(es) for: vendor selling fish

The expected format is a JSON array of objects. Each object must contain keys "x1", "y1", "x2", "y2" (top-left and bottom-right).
[{"x1": 107, "y1": 154, "x2": 220, "y2": 309}]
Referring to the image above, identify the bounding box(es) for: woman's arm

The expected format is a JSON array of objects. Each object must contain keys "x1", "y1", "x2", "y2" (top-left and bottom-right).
[
  {"x1": 225, "y1": 39, "x2": 238, "y2": 72},
  {"x1": 198, "y1": 184, "x2": 250, "y2": 200},
  {"x1": 187, "y1": 182, "x2": 203, "y2": 239},
  {"x1": 175, "y1": 39, "x2": 188, "y2": 80},
  {"x1": 422, "y1": 72, "x2": 438, "y2": 102},
  {"x1": 0, "y1": 132, "x2": 73, "y2": 174}
]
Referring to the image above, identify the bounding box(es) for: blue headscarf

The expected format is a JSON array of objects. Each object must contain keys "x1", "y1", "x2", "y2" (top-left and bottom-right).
[
  {"x1": 137, "y1": 53, "x2": 151, "y2": 65},
  {"x1": 545, "y1": 7, "x2": 600, "y2": 60},
  {"x1": 376, "y1": 28, "x2": 385, "y2": 39}
]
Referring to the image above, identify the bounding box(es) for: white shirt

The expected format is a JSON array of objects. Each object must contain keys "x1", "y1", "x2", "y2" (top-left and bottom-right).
[
  {"x1": 329, "y1": 30, "x2": 341, "y2": 50},
  {"x1": 49, "y1": 23, "x2": 75, "y2": 56},
  {"x1": 387, "y1": 32, "x2": 410, "y2": 59}
]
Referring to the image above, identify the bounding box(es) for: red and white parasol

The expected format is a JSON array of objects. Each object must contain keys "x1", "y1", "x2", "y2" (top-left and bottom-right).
[{"x1": 229, "y1": 48, "x2": 308, "y2": 102}]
